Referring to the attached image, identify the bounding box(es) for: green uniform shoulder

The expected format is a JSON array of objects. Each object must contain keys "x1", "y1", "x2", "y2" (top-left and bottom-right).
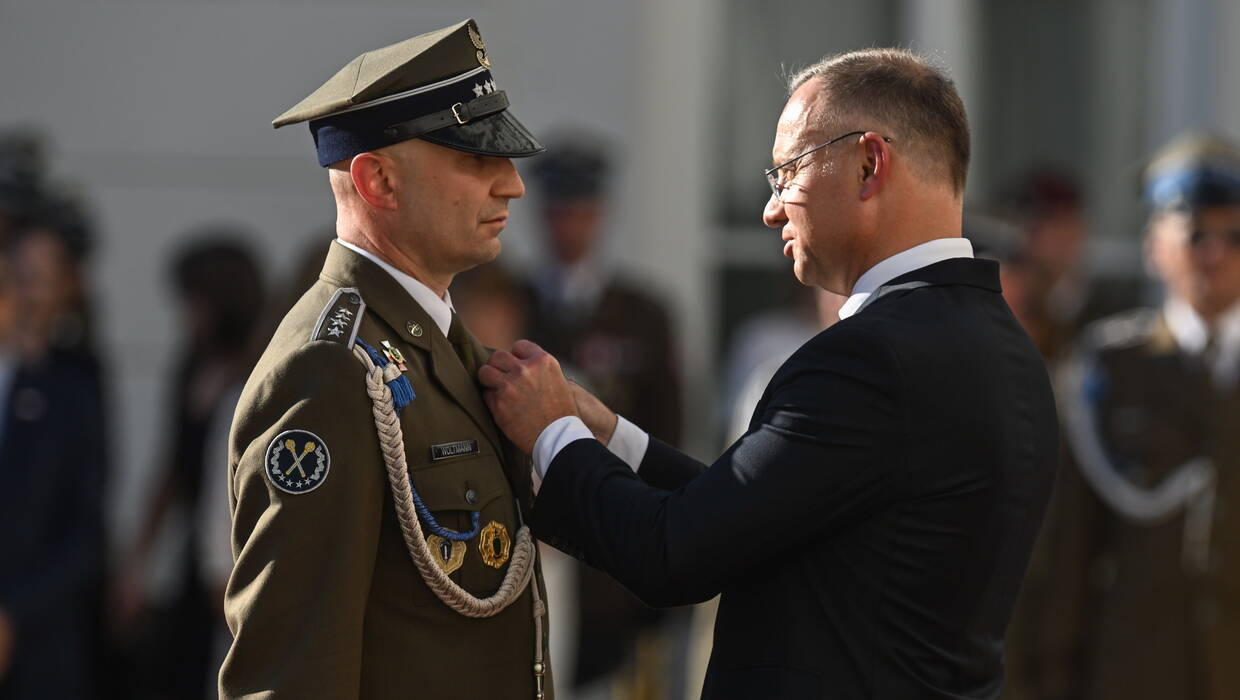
[
  {"x1": 1080, "y1": 307, "x2": 1162, "y2": 355},
  {"x1": 310, "y1": 286, "x2": 366, "y2": 347}
]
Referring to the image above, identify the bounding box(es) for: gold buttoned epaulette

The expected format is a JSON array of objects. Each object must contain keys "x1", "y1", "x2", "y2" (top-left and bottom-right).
[{"x1": 311, "y1": 287, "x2": 366, "y2": 348}]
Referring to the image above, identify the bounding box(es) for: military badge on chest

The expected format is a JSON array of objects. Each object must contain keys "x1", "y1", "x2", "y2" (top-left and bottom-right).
[{"x1": 266, "y1": 429, "x2": 330, "y2": 494}]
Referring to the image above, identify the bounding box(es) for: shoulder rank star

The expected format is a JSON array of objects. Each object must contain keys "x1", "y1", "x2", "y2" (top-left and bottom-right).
[{"x1": 381, "y1": 340, "x2": 407, "y2": 371}]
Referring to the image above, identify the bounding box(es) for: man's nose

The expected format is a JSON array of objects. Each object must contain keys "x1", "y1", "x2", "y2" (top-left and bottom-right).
[
  {"x1": 763, "y1": 193, "x2": 787, "y2": 229},
  {"x1": 495, "y1": 159, "x2": 526, "y2": 199}
]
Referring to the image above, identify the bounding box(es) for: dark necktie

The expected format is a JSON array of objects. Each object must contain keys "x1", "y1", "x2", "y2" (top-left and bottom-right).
[{"x1": 447, "y1": 313, "x2": 478, "y2": 379}]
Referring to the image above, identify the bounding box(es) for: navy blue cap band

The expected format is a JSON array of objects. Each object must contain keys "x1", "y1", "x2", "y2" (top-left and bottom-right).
[
  {"x1": 1146, "y1": 165, "x2": 1240, "y2": 211},
  {"x1": 310, "y1": 68, "x2": 499, "y2": 166}
]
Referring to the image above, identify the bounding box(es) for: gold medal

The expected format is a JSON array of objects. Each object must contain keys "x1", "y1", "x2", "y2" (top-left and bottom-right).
[
  {"x1": 478, "y1": 521, "x2": 511, "y2": 569},
  {"x1": 428, "y1": 534, "x2": 465, "y2": 575}
]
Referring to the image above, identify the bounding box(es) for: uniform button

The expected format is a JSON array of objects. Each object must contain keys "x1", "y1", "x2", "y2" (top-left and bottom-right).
[
  {"x1": 465, "y1": 488, "x2": 479, "y2": 505},
  {"x1": 349, "y1": 293, "x2": 361, "y2": 304},
  {"x1": 407, "y1": 321, "x2": 423, "y2": 337}
]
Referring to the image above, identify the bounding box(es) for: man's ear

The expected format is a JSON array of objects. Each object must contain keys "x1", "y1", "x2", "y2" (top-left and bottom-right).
[
  {"x1": 858, "y1": 132, "x2": 890, "y2": 201},
  {"x1": 349, "y1": 152, "x2": 400, "y2": 211}
]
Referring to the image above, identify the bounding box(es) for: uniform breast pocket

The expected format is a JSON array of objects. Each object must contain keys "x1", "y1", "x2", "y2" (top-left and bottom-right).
[{"x1": 405, "y1": 453, "x2": 518, "y2": 606}]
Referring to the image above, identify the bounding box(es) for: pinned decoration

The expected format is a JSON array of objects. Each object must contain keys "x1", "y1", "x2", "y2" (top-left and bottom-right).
[
  {"x1": 478, "y1": 521, "x2": 512, "y2": 569},
  {"x1": 428, "y1": 534, "x2": 466, "y2": 575},
  {"x1": 381, "y1": 340, "x2": 408, "y2": 371},
  {"x1": 266, "y1": 430, "x2": 330, "y2": 494},
  {"x1": 356, "y1": 339, "x2": 416, "y2": 412}
]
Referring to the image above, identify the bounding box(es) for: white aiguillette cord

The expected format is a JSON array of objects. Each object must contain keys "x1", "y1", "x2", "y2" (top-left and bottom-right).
[{"x1": 352, "y1": 345, "x2": 548, "y2": 698}]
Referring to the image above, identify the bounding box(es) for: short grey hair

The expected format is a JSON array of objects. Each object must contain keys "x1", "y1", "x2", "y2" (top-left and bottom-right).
[{"x1": 788, "y1": 48, "x2": 970, "y2": 194}]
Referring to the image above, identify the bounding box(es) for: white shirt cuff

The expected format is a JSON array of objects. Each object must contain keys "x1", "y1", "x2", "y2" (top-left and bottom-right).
[
  {"x1": 530, "y1": 414, "x2": 651, "y2": 485},
  {"x1": 533, "y1": 416, "x2": 594, "y2": 481},
  {"x1": 607, "y1": 415, "x2": 649, "y2": 471}
]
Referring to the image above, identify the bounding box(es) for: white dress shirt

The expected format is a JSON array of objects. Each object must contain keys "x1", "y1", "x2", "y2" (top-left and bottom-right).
[
  {"x1": 837, "y1": 237, "x2": 974, "y2": 320},
  {"x1": 532, "y1": 236, "x2": 976, "y2": 483},
  {"x1": 335, "y1": 239, "x2": 455, "y2": 337}
]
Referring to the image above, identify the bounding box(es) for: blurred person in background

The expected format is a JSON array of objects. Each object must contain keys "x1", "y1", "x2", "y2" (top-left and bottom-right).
[
  {"x1": 1051, "y1": 132, "x2": 1240, "y2": 700},
  {"x1": 523, "y1": 132, "x2": 684, "y2": 700},
  {"x1": 0, "y1": 232, "x2": 108, "y2": 699},
  {"x1": 999, "y1": 170, "x2": 1141, "y2": 362},
  {"x1": 116, "y1": 232, "x2": 264, "y2": 700},
  {"x1": 718, "y1": 278, "x2": 820, "y2": 443},
  {"x1": 454, "y1": 262, "x2": 531, "y2": 351}
]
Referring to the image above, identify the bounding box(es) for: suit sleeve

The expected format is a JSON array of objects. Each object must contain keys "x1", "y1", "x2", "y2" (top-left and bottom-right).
[
  {"x1": 219, "y1": 343, "x2": 386, "y2": 700},
  {"x1": 637, "y1": 437, "x2": 707, "y2": 490},
  {"x1": 531, "y1": 324, "x2": 904, "y2": 607}
]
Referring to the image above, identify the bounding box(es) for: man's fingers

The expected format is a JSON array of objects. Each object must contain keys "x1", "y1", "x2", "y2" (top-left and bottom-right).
[
  {"x1": 487, "y1": 349, "x2": 519, "y2": 372},
  {"x1": 478, "y1": 364, "x2": 505, "y2": 388},
  {"x1": 511, "y1": 339, "x2": 544, "y2": 360}
]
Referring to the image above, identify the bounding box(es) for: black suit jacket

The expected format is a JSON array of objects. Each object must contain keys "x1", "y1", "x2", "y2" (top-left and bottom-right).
[{"x1": 531, "y1": 258, "x2": 1059, "y2": 699}]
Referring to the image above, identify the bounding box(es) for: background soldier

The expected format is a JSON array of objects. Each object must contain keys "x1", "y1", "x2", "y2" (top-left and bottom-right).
[
  {"x1": 522, "y1": 135, "x2": 684, "y2": 699},
  {"x1": 1057, "y1": 132, "x2": 1240, "y2": 700},
  {"x1": 220, "y1": 20, "x2": 554, "y2": 699}
]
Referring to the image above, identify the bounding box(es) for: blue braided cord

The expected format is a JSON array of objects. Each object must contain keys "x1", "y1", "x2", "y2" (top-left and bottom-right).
[
  {"x1": 356, "y1": 339, "x2": 479, "y2": 541},
  {"x1": 355, "y1": 339, "x2": 416, "y2": 412},
  {"x1": 410, "y1": 484, "x2": 482, "y2": 541}
]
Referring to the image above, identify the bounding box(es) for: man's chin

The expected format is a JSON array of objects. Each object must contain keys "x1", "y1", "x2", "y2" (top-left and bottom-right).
[{"x1": 791, "y1": 260, "x2": 815, "y2": 287}]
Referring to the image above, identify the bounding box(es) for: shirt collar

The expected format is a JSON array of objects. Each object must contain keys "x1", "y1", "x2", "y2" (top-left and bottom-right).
[
  {"x1": 837, "y1": 238, "x2": 975, "y2": 320},
  {"x1": 335, "y1": 239, "x2": 455, "y2": 337},
  {"x1": 1163, "y1": 296, "x2": 1240, "y2": 354}
]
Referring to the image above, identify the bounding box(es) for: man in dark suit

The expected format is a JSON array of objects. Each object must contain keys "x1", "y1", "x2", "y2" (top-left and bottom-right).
[{"x1": 481, "y1": 48, "x2": 1058, "y2": 699}]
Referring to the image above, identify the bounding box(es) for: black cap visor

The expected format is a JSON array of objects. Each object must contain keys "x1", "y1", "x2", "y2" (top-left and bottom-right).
[{"x1": 419, "y1": 109, "x2": 544, "y2": 158}]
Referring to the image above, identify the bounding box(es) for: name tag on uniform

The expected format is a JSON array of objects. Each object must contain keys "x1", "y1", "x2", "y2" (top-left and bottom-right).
[{"x1": 430, "y1": 439, "x2": 480, "y2": 461}]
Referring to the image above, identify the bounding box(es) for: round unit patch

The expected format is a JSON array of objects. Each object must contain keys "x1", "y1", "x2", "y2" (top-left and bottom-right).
[{"x1": 266, "y1": 429, "x2": 330, "y2": 494}]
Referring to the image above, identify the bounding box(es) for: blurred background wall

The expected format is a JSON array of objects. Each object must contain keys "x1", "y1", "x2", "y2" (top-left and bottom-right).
[{"x1": 3, "y1": 0, "x2": 1240, "y2": 635}]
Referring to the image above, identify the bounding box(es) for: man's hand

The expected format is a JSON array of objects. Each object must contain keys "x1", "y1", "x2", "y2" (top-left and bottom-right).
[
  {"x1": 479, "y1": 340, "x2": 578, "y2": 454},
  {"x1": 569, "y1": 382, "x2": 618, "y2": 444}
]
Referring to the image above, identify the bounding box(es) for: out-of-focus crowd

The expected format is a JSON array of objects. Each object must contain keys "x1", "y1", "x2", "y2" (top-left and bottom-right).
[{"x1": 1, "y1": 122, "x2": 1239, "y2": 700}]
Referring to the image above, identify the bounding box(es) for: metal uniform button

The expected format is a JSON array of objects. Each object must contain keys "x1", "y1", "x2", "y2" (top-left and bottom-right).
[
  {"x1": 349, "y1": 293, "x2": 361, "y2": 304},
  {"x1": 407, "y1": 321, "x2": 423, "y2": 337},
  {"x1": 465, "y1": 488, "x2": 479, "y2": 505}
]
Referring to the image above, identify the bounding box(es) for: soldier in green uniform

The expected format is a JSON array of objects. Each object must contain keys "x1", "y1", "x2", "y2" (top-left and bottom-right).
[
  {"x1": 219, "y1": 19, "x2": 554, "y2": 699},
  {"x1": 1054, "y1": 132, "x2": 1240, "y2": 700}
]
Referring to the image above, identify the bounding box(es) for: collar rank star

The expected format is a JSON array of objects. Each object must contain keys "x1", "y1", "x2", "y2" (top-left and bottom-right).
[{"x1": 266, "y1": 429, "x2": 330, "y2": 494}]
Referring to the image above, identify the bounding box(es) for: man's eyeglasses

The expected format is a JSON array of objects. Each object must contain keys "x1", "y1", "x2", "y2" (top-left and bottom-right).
[{"x1": 764, "y1": 130, "x2": 893, "y2": 199}]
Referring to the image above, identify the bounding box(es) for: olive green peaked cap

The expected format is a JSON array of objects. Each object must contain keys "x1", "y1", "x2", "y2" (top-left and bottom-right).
[
  {"x1": 274, "y1": 20, "x2": 479, "y2": 127},
  {"x1": 274, "y1": 19, "x2": 544, "y2": 165}
]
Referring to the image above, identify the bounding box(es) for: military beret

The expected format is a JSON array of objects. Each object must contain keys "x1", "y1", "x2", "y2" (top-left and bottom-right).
[
  {"x1": 1143, "y1": 131, "x2": 1240, "y2": 211},
  {"x1": 274, "y1": 19, "x2": 544, "y2": 167}
]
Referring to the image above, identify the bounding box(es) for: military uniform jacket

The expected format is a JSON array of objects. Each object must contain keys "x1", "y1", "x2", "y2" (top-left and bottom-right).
[
  {"x1": 220, "y1": 242, "x2": 552, "y2": 699},
  {"x1": 1064, "y1": 308, "x2": 1240, "y2": 700}
]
